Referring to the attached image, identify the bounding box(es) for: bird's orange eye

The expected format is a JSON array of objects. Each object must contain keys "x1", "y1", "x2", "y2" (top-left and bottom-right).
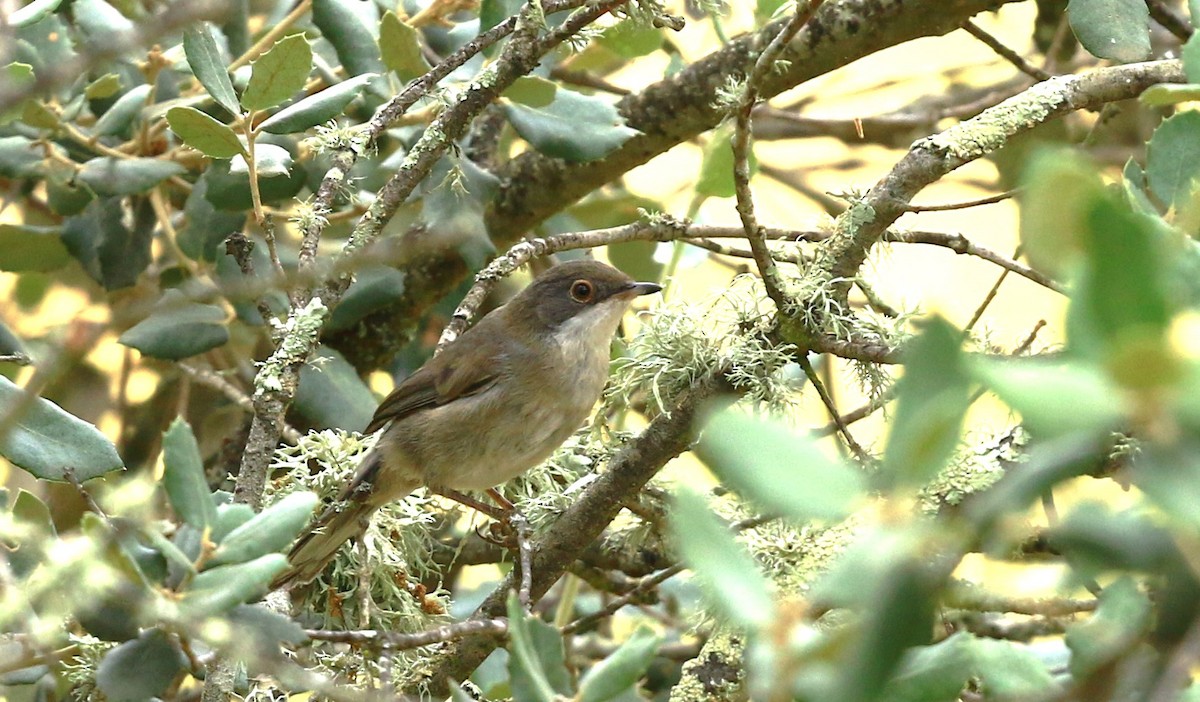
[{"x1": 570, "y1": 279, "x2": 594, "y2": 302}]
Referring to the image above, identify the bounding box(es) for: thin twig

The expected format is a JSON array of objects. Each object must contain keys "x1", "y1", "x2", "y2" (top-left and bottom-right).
[
  {"x1": 962, "y1": 20, "x2": 1053, "y2": 81},
  {"x1": 305, "y1": 618, "x2": 508, "y2": 650},
  {"x1": 1145, "y1": 0, "x2": 1194, "y2": 41},
  {"x1": 903, "y1": 188, "x2": 1021, "y2": 212},
  {"x1": 799, "y1": 355, "x2": 872, "y2": 464}
]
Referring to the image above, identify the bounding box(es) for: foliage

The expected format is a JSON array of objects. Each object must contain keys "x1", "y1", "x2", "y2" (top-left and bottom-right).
[{"x1": 3, "y1": 0, "x2": 1200, "y2": 700}]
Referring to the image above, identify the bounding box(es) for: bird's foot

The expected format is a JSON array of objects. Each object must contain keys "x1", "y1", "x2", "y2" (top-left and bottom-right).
[{"x1": 437, "y1": 487, "x2": 534, "y2": 610}]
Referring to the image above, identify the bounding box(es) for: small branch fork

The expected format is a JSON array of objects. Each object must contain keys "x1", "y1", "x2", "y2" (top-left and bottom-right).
[{"x1": 731, "y1": 0, "x2": 827, "y2": 311}]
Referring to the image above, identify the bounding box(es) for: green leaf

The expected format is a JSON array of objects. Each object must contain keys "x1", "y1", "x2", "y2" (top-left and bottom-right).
[
  {"x1": 480, "y1": 0, "x2": 522, "y2": 32},
  {"x1": 6, "y1": 489, "x2": 56, "y2": 577},
  {"x1": 0, "y1": 136, "x2": 43, "y2": 178},
  {"x1": 880, "y1": 317, "x2": 970, "y2": 490},
  {"x1": 1065, "y1": 576, "x2": 1149, "y2": 678},
  {"x1": 95, "y1": 629, "x2": 186, "y2": 701},
  {"x1": 1075, "y1": 196, "x2": 1175, "y2": 387},
  {"x1": 207, "y1": 491, "x2": 319, "y2": 567},
  {"x1": 92, "y1": 84, "x2": 150, "y2": 137},
  {"x1": 380, "y1": 12, "x2": 430, "y2": 81},
  {"x1": 1146, "y1": 111, "x2": 1200, "y2": 211},
  {"x1": 72, "y1": 0, "x2": 134, "y2": 48},
  {"x1": 213, "y1": 502, "x2": 256, "y2": 543},
  {"x1": 162, "y1": 417, "x2": 218, "y2": 530},
  {"x1": 295, "y1": 345, "x2": 377, "y2": 431},
  {"x1": 971, "y1": 358, "x2": 1123, "y2": 436},
  {"x1": 62, "y1": 196, "x2": 152, "y2": 290},
  {"x1": 11, "y1": 0, "x2": 63, "y2": 28},
  {"x1": 839, "y1": 558, "x2": 939, "y2": 702},
  {"x1": 258, "y1": 72, "x2": 378, "y2": 134},
  {"x1": 669, "y1": 488, "x2": 774, "y2": 629},
  {"x1": 204, "y1": 155, "x2": 306, "y2": 209},
  {"x1": 881, "y1": 632, "x2": 975, "y2": 702},
  {"x1": 46, "y1": 176, "x2": 96, "y2": 216},
  {"x1": 85, "y1": 73, "x2": 122, "y2": 100},
  {"x1": 577, "y1": 626, "x2": 661, "y2": 702},
  {"x1": 0, "y1": 224, "x2": 70, "y2": 272},
  {"x1": 505, "y1": 88, "x2": 639, "y2": 162},
  {"x1": 0, "y1": 63, "x2": 36, "y2": 125},
  {"x1": 597, "y1": 19, "x2": 662, "y2": 58},
  {"x1": 118, "y1": 291, "x2": 230, "y2": 360},
  {"x1": 327, "y1": 265, "x2": 406, "y2": 330},
  {"x1": 696, "y1": 122, "x2": 757, "y2": 198},
  {"x1": 312, "y1": 0, "x2": 384, "y2": 77},
  {"x1": 77, "y1": 157, "x2": 186, "y2": 196},
  {"x1": 971, "y1": 638, "x2": 1060, "y2": 699},
  {"x1": 506, "y1": 593, "x2": 570, "y2": 702},
  {"x1": 695, "y1": 407, "x2": 863, "y2": 521},
  {"x1": 240, "y1": 34, "x2": 312, "y2": 111},
  {"x1": 502, "y1": 75, "x2": 557, "y2": 108},
  {"x1": 0, "y1": 375, "x2": 124, "y2": 481},
  {"x1": 231, "y1": 142, "x2": 293, "y2": 178},
  {"x1": 1139, "y1": 83, "x2": 1200, "y2": 106},
  {"x1": 183, "y1": 23, "x2": 241, "y2": 116},
  {"x1": 1018, "y1": 148, "x2": 1103, "y2": 278},
  {"x1": 180, "y1": 554, "x2": 289, "y2": 617},
  {"x1": 1067, "y1": 0, "x2": 1150, "y2": 61},
  {"x1": 1049, "y1": 501, "x2": 1177, "y2": 573},
  {"x1": 167, "y1": 105, "x2": 244, "y2": 158},
  {"x1": 1183, "y1": 34, "x2": 1200, "y2": 84},
  {"x1": 225, "y1": 604, "x2": 309, "y2": 653}
]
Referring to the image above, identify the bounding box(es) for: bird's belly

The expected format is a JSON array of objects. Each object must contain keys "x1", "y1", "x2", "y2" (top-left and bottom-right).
[{"x1": 392, "y1": 376, "x2": 601, "y2": 492}]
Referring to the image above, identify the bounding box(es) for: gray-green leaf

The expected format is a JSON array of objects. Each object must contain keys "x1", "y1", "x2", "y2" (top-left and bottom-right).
[
  {"x1": 505, "y1": 88, "x2": 639, "y2": 162},
  {"x1": 1067, "y1": 0, "x2": 1151, "y2": 62},
  {"x1": 207, "y1": 491, "x2": 319, "y2": 567},
  {"x1": 167, "y1": 105, "x2": 245, "y2": 158},
  {"x1": 0, "y1": 375, "x2": 124, "y2": 481},
  {"x1": 183, "y1": 24, "x2": 241, "y2": 116},
  {"x1": 118, "y1": 292, "x2": 230, "y2": 360},
  {"x1": 162, "y1": 417, "x2": 218, "y2": 530},
  {"x1": 258, "y1": 72, "x2": 377, "y2": 134},
  {"x1": 96, "y1": 629, "x2": 186, "y2": 701},
  {"x1": 669, "y1": 488, "x2": 774, "y2": 629},
  {"x1": 77, "y1": 157, "x2": 186, "y2": 196}
]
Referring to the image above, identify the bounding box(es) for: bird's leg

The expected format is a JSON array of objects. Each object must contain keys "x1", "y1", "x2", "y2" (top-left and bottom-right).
[
  {"x1": 435, "y1": 487, "x2": 534, "y2": 609},
  {"x1": 488, "y1": 488, "x2": 534, "y2": 610}
]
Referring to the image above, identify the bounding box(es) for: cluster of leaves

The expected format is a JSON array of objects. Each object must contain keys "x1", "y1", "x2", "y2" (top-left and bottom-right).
[
  {"x1": 1, "y1": 416, "x2": 315, "y2": 699},
  {"x1": 669, "y1": 84, "x2": 1200, "y2": 702}
]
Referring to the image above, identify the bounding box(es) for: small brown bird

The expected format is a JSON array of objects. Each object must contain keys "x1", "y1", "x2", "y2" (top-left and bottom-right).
[{"x1": 275, "y1": 260, "x2": 661, "y2": 587}]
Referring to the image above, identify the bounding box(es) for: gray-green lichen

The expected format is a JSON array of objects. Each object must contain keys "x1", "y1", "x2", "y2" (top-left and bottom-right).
[
  {"x1": 923, "y1": 75, "x2": 1071, "y2": 161},
  {"x1": 918, "y1": 427, "x2": 1027, "y2": 513},
  {"x1": 608, "y1": 275, "x2": 799, "y2": 415},
  {"x1": 255, "y1": 297, "x2": 329, "y2": 395},
  {"x1": 267, "y1": 430, "x2": 450, "y2": 633}
]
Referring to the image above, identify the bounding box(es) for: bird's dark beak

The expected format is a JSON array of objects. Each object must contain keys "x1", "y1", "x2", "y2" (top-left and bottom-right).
[{"x1": 626, "y1": 281, "x2": 663, "y2": 296}]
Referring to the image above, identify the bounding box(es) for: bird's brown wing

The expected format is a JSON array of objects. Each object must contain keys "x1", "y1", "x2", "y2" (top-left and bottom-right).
[{"x1": 362, "y1": 318, "x2": 505, "y2": 435}]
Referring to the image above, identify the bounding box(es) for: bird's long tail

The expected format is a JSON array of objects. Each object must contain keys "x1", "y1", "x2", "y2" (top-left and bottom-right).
[
  {"x1": 271, "y1": 450, "x2": 410, "y2": 589},
  {"x1": 271, "y1": 497, "x2": 381, "y2": 589}
]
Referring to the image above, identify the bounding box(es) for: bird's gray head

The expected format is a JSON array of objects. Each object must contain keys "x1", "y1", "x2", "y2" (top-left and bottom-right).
[{"x1": 507, "y1": 260, "x2": 661, "y2": 333}]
